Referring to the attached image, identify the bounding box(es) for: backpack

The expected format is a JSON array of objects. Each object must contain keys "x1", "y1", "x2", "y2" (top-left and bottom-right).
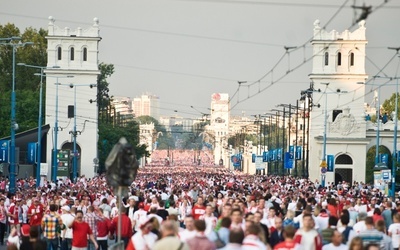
[
  {"x1": 214, "y1": 231, "x2": 226, "y2": 249},
  {"x1": 342, "y1": 226, "x2": 353, "y2": 244}
]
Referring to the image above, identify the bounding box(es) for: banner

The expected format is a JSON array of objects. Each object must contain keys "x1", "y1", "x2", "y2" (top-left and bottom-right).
[
  {"x1": 255, "y1": 156, "x2": 265, "y2": 170},
  {"x1": 284, "y1": 152, "x2": 294, "y2": 169},
  {"x1": 262, "y1": 151, "x2": 268, "y2": 162},
  {"x1": 0, "y1": 140, "x2": 9, "y2": 163},
  {"x1": 231, "y1": 154, "x2": 241, "y2": 167},
  {"x1": 380, "y1": 154, "x2": 389, "y2": 165},
  {"x1": 295, "y1": 146, "x2": 302, "y2": 160},
  {"x1": 277, "y1": 148, "x2": 282, "y2": 161},
  {"x1": 252, "y1": 154, "x2": 256, "y2": 163},
  {"x1": 27, "y1": 142, "x2": 37, "y2": 164},
  {"x1": 327, "y1": 155, "x2": 334, "y2": 172}
]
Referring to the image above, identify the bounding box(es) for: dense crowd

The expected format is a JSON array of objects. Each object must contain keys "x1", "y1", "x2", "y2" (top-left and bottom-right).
[{"x1": 1, "y1": 149, "x2": 400, "y2": 250}]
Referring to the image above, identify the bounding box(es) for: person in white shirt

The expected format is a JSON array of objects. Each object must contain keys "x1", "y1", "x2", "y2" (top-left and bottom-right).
[
  {"x1": 179, "y1": 215, "x2": 197, "y2": 242},
  {"x1": 322, "y1": 230, "x2": 348, "y2": 250},
  {"x1": 132, "y1": 202, "x2": 148, "y2": 232},
  {"x1": 388, "y1": 213, "x2": 400, "y2": 250},
  {"x1": 352, "y1": 212, "x2": 367, "y2": 235},
  {"x1": 200, "y1": 205, "x2": 217, "y2": 235},
  {"x1": 60, "y1": 205, "x2": 75, "y2": 250}
]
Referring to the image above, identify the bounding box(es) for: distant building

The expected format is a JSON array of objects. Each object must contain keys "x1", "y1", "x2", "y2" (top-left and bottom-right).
[
  {"x1": 133, "y1": 94, "x2": 160, "y2": 120},
  {"x1": 45, "y1": 17, "x2": 100, "y2": 179}
]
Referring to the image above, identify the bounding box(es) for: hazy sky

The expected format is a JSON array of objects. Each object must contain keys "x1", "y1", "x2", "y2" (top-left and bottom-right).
[{"x1": 1, "y1": 0, "x2": 400, "y2": 119}]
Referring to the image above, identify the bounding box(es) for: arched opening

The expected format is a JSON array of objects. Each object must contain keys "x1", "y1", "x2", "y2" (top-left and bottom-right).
[
  {"x1": 350, "y1": 52, "x2": 355, "y2": 66},
  {"x1": 70, "y1": 47, "x2": 75, "y2": 61},
  {"x1": 337, "y1": 52, "x2": 342, "y2": 66},
  {"x1": 83, "y1": 47, "x2": 88, "y2": 61},
  {"x1": 324, "y1": 52, "x2": 329, "y2": 66},
  {"x1": 57, "y1": 47, "x2": 62, "y2": 60}
]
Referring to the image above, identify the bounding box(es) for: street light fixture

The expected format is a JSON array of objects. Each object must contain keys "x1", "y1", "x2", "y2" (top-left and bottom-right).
[
  {"x1": 0, "y1": 37, "x2": 33, "y2": 193},
  {"x1": 50, "y1": 75, "x2": 74, "y2": 182},
  {"x1": 67, "y1": 83, "x2": 97, "y2": 182},
  {"x1": 17, "y1": 63, "x2": 60, "y2": 187}
]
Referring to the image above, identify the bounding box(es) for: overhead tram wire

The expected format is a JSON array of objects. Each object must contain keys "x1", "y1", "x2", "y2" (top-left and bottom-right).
[
  {"x1": 229, "y1": 0, "x2": 350, "y2": 110},
  {"x1": 229, "y1": 0, "x2": 391, "y2": 111}
]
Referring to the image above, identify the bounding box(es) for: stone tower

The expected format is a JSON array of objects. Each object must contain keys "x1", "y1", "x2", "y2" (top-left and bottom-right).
[
  {"x1": 45, "y1": 16, "x2": 101, "y2": 180},
  {"x1": 308, "y1": 20, "x2": 368, "y2": 185}
]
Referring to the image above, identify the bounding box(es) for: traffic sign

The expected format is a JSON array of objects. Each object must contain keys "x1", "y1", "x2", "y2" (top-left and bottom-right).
[
  {"x1": 320, "y1": 160, "x2": 327, "y2": 168},
  {"x1": 321, "y1": 167, "x2": 327, "y2": 174}
]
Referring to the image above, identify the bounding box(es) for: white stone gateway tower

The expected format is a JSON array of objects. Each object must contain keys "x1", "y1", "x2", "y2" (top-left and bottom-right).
[
  {"x1": 308, "y1": 20, "x2": 368, "y2": 185},
  {"x1": 45, "y1": 17, "x2": 101, "y2": 180}
]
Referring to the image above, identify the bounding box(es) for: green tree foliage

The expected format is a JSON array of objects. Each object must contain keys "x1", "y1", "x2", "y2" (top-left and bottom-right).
[
  {"x1": 0, "y1": 24, "x2": 48, "y2": 138},
  {"x1": 366, "y1": 145, "x2": 393, "y2": 184},
  {"x1": 381, "y1": 92, "x2": 400, "y2": 120}
]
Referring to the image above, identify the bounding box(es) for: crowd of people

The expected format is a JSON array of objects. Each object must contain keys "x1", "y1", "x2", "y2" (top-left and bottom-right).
[
  {"x1": 0, "y1": 149, "x2": 400, "y2": 250},
  {"x1": 148, "y1": 149, "x2": 215, "y2": 167}
]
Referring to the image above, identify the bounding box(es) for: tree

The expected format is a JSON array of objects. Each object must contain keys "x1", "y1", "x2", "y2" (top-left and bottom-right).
[
  {"x1": 381, "y1": 92, "x2": 400, "y2": 121},
  {"x1": 0, "y1": 24, "x2": 48, "y2": 138},
  {"x1": 135, "y1": 115, "x2": 174, "y2": 150}
]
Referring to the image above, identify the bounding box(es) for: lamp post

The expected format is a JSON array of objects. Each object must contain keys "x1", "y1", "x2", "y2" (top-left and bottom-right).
[
  {"x1": 321, "y1": 83, "x2": 329, "y2": 188},
  {"x1": 51, "y1": 75, "x2": 74, "y2": 182},
  {"x1": 393, "y1": 77, "x2": 398, "y2": 200},
  {"x1": 68, "y1": 83, "x2": 97, "y2": 182},
  {"x1": 0, "y1": 37, "x2": 33, "y2": 193},
  {"x1": 17, "y1": 63, "x2": 60, "y2": 187}
]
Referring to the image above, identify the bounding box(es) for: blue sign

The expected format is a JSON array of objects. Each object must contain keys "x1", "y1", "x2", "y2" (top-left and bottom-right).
[
  {"x1": 271, "y1": 149, "x2": 277, "y2": 161},
  {"x1": 231, "y1": 154, "x2": 241, "y2": 167},
  {"x1": 397, "y1": 151, "x2": 400, "y2": 163},
  {"x1": 252, "y1": 154, "x2": 256, "y2": 163},
  {"x1": 327, "y1": 155, "x2": 334, "y2": 172},
  {"x1": 277, "y1": 148, "x2": 282, "y2": 161},
  {"x1": 27, "y1": 142, "x2": 37, "y2": 164},
  {"x1": 262, "y1": 151, "x2": 268, "y2": 162},
  {"x1": 0, "y1": 140, "x2": 9, "y2": 163},
  {"x1": 295, "y1": 146, "x2": 302, "y2": 160},
  {"x1": 380, "y1": 154, "x2": 389, "y2": 165},
  {"x1": 289, "y1": 145, "x2": 294, "y2": 155},
  {"x1": 284, "y1": 152, "x2": 294, "y2": 169}
]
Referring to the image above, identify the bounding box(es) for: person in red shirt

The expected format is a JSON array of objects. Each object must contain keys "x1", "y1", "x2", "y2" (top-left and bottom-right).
[
  {"x1": 96, "y1": 208, "x2": 111, "y2": 250},
  {"x1": 191, "y1": 196, "x2": 205, "y2": 220},
  {"x1": 274, "y1": 225, "x2": 300, "y2": 250},
  {"x1": 7, "y1": 199, "x2": 21, "y2": 230},
  {"x1": 68, "y1": 210, "x2": 98, "y2": 249},
  {"x1": 110, "y1": 206, "x2": 133, "y2": 248},
  {"x1": 27, "y1": 198, "x2": 44, "y2": 228}
]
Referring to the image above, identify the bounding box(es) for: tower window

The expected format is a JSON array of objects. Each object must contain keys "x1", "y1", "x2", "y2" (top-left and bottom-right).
[
  {"x1": 57, "y1": 47, "x2": 62, "y2": 60},
  {"x1": 324, "y1": 52, "x2": 329, "y2": 66},
  {"x1": 337, "y1": 52, "x2": 342, "y2": 66},
  {"x1": 350, "y1": 52, "x2": 354, "y2": 66},
  {"x1": 83, "y1": 47, "x2": 88, "y2": 61},
  {"x1": 70, "y1": 47, "x2": 75, "y2": 61}
]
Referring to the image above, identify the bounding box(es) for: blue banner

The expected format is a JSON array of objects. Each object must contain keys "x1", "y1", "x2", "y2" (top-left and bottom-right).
[
  {"x1": 284, "y1": 152, "x2": 294, "y2": 169},
  {"x1": 380, "y1": 154, "x2": 389, "y2": 165},
  {"x1": 231, "y1": 154, "x2": 241, "y2": 167},
  {"x1": 296, "y1": 146, "x2": 302, "y2": 160},
  {"x1": 277, "y1": 148, "x2": 282, "y2": 161},
  {"x1": 327, "y1": 154, "x2": 334, "y2": 172},
  {"x1": 271, "y1": 149, "x2": 277, "y2": 161},
  {"x1": 262, "y1": 151, "x2": 268, "y2": 162},
  {"x1": 0, "y1": 140, "x2": 9, "y2": 163},
  {"x1": 289, "y1": 145, "x2": 294, "y2": 155},
  {"x1": 27, "y1": 142, "x2": 37, "y2": 164},
  {"x1": 397, "y1": 151, "x2": 400, "y2": 163},
  {"x1": 252, "y1": 154, "x2": 256, "y2": 163}
]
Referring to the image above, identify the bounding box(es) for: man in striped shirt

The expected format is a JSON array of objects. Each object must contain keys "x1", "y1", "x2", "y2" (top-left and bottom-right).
[
  {"x1": 41, "y1": 204, "x2": 64, "y2": 250},
  {"x1": 83, "y1": 205, "x2": 104, "y2": 250}
]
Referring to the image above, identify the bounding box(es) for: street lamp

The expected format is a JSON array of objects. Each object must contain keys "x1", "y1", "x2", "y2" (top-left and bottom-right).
[
  {"x1": 16, "y1": 63, "x2": 60, "y2": 187},
  {"x1": 0, "y1": 37, "x2": 33, "y2": 193},
  {"x1": 68, "y1": 83, "x2": 97, "y2": 182},
  {"x1": 51, "y1": 75, "x2": 74, "y2": 182}
]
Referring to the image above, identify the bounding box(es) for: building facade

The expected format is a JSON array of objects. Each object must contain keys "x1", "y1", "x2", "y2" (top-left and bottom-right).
[
  {"x1": 133, "y1": 94, "x2": 160, "y2": 120},
  {"x1": 308, "y1": 20, "x2": 369, "y2": 184},
  {"x1": 45, "y1": 16, "x2": 100, "y2": 179}
]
